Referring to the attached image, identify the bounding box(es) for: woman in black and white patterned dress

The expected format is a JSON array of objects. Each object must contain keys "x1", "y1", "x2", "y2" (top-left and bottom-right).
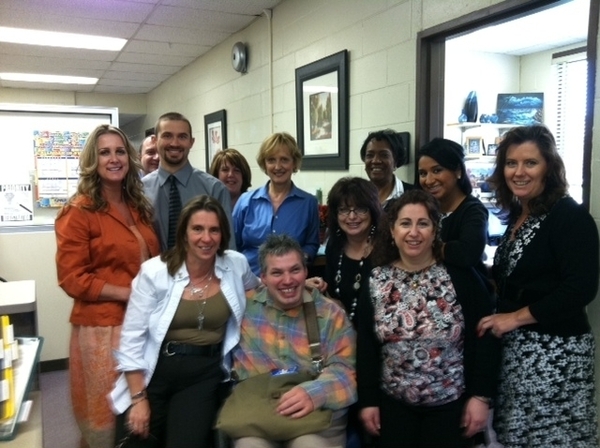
[{"x1": 477, "y1": 125, "x2": 599, "y2": 447}]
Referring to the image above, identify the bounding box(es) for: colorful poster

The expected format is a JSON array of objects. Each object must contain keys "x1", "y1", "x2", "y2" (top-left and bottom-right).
[{"x1": 33, "y1": 130, "x2": 87, "y2": 207}]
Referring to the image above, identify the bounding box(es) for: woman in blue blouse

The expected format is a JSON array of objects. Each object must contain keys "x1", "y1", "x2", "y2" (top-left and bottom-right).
[{"x1": 233, "y1": 132, "x2": 319, "y2": 275}]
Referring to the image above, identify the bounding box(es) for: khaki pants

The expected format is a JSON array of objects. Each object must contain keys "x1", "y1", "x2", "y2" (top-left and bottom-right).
[{"x1": 234, "y1": 413, "x2": 346, "y2": 448}]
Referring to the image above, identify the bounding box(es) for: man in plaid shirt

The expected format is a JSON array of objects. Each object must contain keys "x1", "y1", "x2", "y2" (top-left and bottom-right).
[{"x1": 232, "y1": 234, "x2": 356, "y2": 447}]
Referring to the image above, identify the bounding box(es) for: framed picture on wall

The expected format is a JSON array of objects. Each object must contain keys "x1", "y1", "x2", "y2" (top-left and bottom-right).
[
  {"x1": 295, "y1": 50, "x2": 349, "y2": 170},
  {"x1": 496, "y1": 92, "x2": 544, "y2": 125},
  {"x1": 465, "y1": 136, "x2": 484, "y2": 155},
  {"x1": 204, "y1": 110, "x2": 227, "y2": 170}
]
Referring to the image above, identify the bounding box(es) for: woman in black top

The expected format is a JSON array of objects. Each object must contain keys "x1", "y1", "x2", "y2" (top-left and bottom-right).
[
  {"x1": 322, "y1": 177, "x2": 382, "y2": 448},
  {"x1": 324, "y1": 177, "x2": 382, "y2": 326},
  {"x1": 477, "y1": 125, "x2": 599, "y2": 447},
  {"x1": 358, "y1": 190, "x2": 499, "y2": 448},
  {"x1": 417, "y1": 138, "x2": 489, "y2": 272}
]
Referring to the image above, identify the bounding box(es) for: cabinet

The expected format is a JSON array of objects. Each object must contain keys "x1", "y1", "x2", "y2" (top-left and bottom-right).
[{"x1": 0, "y1": 281, "x2": 37, "y2": 338}]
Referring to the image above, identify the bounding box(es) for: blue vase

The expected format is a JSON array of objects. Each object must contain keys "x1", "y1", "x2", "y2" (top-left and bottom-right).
[{"x1": 464, "y1": 91, "x2": 478, "y2": 123}]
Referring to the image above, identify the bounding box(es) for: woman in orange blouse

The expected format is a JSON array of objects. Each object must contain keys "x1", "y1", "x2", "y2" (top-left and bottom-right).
[{"x1": 55, "y1": 124, "x2": 160, "y2": 448}]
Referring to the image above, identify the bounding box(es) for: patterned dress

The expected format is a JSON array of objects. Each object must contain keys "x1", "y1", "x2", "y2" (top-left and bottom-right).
[{"x1": 493, "y1": 210, "x2": 598, "y2": 448}]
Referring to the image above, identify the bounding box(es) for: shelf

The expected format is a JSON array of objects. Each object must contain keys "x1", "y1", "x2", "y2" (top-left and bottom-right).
[
  {"x1": 447, "y1": 123, "x2": 518, "y2": 131},
  {"x1": 0, "y1": 337, "x2": 43, "y2": 441}
]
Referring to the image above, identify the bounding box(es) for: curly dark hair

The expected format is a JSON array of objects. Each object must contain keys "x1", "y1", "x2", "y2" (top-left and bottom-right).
[
  {"x1": 326, "y1": 177, "x2": 382, "y2": 248},
  {"x1": 359, "y1": 129, "x2": 408, "y2": 168},
  {"x1": 371, "y1": 190, "x2": 443, "y2": 267},
  {"x1": 487, "y1": 125, "x2": 567, "y2": 220}
]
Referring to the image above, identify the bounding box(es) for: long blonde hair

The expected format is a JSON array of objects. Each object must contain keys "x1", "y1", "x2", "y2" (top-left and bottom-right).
[{"x1": 67, "y1": 124, "x2": 153, "y2": 224}]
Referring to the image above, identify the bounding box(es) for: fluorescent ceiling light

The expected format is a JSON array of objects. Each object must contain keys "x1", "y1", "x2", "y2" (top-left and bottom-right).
[
  {"x1": 0, "y1": 73, "x2": 98, "y2": 85},
  {"x1": 0, "y1": 26, "x2": 126, "y2": 51}
]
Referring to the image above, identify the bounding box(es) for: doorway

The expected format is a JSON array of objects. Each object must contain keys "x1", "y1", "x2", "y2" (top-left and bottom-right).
[{"x1": 416, "y1": 0, "x2": 598, "y2": 208}]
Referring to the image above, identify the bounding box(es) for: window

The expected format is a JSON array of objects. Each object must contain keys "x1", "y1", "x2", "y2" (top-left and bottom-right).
[{"x1": 553, "y1": 50, "x2": 587, "y2": 203}]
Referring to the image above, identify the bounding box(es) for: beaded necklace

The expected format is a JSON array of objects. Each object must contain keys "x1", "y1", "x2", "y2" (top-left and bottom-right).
[
  {"x1": 334, "y1": 227, "x2": 374, "y2": 321},
  {"x1": 334, "y1": 253, "x2": 363, "y2": 321}
]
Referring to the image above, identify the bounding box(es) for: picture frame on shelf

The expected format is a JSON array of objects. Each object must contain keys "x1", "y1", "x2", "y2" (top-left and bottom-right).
[
  {"x1": 486, "y1": 143, "x2": 499, "y2": 155},
  {"x1": 465, "y1": 136, "x2": 484, "y2": 155},
  {"x1": 295, "y1": 50, "x2": 349, "y2": 170},
  {"x1": 204, "y1": 110, "x2": 227, "y2": 170}
]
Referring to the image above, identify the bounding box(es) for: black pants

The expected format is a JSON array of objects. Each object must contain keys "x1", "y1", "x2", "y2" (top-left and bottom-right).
[
  {"x1": 115, "y1": 351, "x2": 224, "y2": 448},
  {"x1": 379, "y1": 392, "x2": 468, "y2": 448}
]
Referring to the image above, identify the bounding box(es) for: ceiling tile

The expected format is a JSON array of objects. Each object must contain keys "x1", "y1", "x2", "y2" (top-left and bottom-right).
[{"x1": 124, "y1": 39, "x2": 209, "y2": 57}]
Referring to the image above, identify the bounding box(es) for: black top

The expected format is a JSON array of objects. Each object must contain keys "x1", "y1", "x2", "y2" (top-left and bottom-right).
[
  {"x1": 324, "y1": 239, "x2": 372, "y2": 328},
  {"x1": 441, "y1": 195, "x2": 492, "y2": 292},
  {"x1": 493, "y1": 196, "x2": 599, "y2": 337},
  {"x1": 440, "y1": 195, "x2": 488, "y2": 268},
  {"x1": 357, "y1": 262, "x2": 500, "y2": 408}
]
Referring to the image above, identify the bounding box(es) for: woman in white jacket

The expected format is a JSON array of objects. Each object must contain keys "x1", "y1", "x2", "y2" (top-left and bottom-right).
[{"x1": 110, "y1": 195, "x2": 260, "y2": 448}]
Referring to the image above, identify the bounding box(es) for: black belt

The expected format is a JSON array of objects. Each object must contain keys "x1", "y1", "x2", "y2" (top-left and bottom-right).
[{"x1": 161, "y1": 341, "x2": 221, "y2": 357}]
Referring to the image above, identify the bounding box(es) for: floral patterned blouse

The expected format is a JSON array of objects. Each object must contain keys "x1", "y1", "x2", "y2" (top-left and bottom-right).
[
  {"x1": 494, "y1": 213, "x2": 548, "y2": 280},
  {"x1": 370, "y1": 263, "x2": 465, "y2": 406}
]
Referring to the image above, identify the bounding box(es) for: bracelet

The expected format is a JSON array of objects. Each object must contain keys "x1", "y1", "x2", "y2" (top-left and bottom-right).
[
  {"x1": 472, "y1": 395, "x2": 491, "y2": 404},
  {"x1": 130, "y1": 397, "x2": 147, "y2": 407},
  {"x1": 131, "y1": 389, "x2": 147, "y2": 400}
]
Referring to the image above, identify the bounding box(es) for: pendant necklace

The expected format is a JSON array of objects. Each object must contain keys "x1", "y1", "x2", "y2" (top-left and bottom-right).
[
  {"x1": 335, "y1": 252, "x2": 363, "y2": 321},
  {"x1": 190, "y1": 271, "x2": 213, "y2": 330},
  {"x1": 334, "y1": 232, "x2": 373, "y2": 321}
]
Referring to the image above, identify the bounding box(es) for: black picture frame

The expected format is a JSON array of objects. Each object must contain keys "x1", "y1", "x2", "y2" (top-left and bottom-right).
[
  {"x1": 204, "y1": 109, "x2": 227, "y2": 170},
  {"x1": 295, "y1": 50, "x2": 349, "y2": 170}
]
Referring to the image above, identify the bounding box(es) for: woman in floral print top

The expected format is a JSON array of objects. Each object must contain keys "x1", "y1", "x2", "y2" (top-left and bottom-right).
[{"x1": 357, "y1": 190, "x2": 499, "y2": 448}]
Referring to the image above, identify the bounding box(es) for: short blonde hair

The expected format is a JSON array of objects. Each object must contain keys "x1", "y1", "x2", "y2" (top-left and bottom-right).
[{"x1": 256, "y1": 132, "x2": 302, "y2": 173}]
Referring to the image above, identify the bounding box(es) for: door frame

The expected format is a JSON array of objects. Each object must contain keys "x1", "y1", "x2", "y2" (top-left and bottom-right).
[{"x1": 415, "y1": 0, "x2": 598, "y2": 208}]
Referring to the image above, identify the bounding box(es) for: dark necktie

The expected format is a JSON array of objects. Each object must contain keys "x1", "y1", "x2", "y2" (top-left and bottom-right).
[{"x1": 167, "y1": 175, "x2": 182, "y2": 249}]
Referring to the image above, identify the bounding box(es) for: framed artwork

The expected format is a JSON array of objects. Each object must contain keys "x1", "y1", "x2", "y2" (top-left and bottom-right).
[
  {"x1": 204, "y1": 109, "x2": 227, "y2": 170},
  {"x1": 496, "y1": 92, "x2": 544, "y2": 125},
  {"x1": 486, "y1": 143, "x2": 499, "y2": 155},
  {"x1": 465, "y1": 136, "x2": 484, "y2": 155},
  {"x1": 465, "y1": 158, "x2": 495, "y2": 198},
  {"x1": 295, "y1": 50, "x2": 349, "y2": 170}
]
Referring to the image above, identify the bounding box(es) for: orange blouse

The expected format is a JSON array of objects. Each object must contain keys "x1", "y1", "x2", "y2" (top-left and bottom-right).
[{"x1": 55, "y1": 196, "x2": 160, "y2": 326}]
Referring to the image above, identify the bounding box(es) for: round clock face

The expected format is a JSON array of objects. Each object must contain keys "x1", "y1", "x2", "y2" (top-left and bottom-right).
[{"x1": 232, "y1": 42, "x2": 247, "y2": 73}]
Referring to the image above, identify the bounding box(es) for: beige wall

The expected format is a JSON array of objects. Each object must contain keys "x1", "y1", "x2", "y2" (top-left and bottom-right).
[{"x1": 0, "y1": 1, "x2": 599, "y2": 412}]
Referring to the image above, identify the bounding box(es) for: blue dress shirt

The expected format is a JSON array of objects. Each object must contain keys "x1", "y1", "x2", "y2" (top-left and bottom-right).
[{"x1": 233, "y1": 182, "x2": 320, "y2": 275}]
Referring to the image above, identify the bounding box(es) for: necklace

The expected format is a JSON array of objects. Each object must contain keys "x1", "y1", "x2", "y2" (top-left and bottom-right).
[
  {"x1": 334, "y1": 237, "x2": 372, "y2": 321},
  {"x1": 190, "y1": 271, "x2": 213, "y2": 330},
  {"x1": 394, "y1": 261, "x2": 435, "y2": 289}
]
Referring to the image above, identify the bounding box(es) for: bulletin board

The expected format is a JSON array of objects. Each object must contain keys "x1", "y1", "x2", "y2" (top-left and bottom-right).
[{"x1": 0, "y1": 104, "x2": 118, "y2": 230}]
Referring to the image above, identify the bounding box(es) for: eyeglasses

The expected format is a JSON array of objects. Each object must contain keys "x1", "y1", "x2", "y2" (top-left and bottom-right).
[{"x1": 337, "y1": 207, "x2": 369, "y2": 217}]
